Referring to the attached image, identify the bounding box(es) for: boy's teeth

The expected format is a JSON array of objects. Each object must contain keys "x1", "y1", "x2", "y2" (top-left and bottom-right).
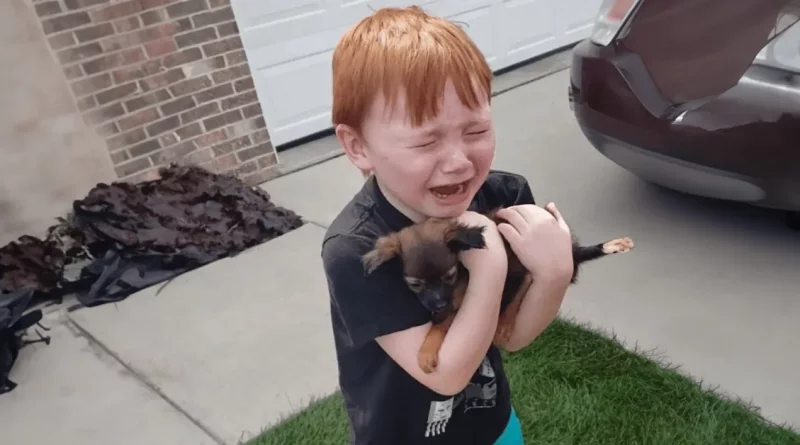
[{"x1": 431, "y1": 183, "x2": 465, "y2": 198}]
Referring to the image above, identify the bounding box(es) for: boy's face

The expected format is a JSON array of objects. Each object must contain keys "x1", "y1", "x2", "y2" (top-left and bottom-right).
[{"x1": 338, "y1": 80, "x2": 494, "y2": 220}]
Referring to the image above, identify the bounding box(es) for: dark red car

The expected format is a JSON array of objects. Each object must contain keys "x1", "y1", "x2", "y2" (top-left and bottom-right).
[{"x1": 569, "y1": 0, "x2": 800, "y2": 228}]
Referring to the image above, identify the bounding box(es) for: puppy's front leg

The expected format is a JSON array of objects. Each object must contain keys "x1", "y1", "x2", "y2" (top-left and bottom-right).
[{"x1": 418, "y1": 315, "x2": 454, "y2": 374}]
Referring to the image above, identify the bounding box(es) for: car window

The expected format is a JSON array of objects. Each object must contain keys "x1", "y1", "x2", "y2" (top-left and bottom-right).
[{"x1": 618, "y1": 0, "x2": 800, "y2": 105}]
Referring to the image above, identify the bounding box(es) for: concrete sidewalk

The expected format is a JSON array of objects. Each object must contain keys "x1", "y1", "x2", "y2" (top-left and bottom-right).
[{"x1": 2, "y1": 66, "x2": 798, "y2": 445}]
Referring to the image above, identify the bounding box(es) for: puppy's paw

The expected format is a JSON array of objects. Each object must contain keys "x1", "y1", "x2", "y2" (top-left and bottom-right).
[
  {"x1": 418, "y1": 350, "x2": 439, "y2": 374},
  {"x1": 602, "y1": 237, "x2": 634, "y2": 254}
]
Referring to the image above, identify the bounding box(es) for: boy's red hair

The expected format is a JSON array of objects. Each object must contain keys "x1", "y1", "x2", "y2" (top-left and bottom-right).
[{"x1": 331, "y1": 6, "x2": 492, "y2": 134}]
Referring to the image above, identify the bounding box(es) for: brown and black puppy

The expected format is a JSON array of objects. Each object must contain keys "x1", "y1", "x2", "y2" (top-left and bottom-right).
[{"x1": 362, "y1": 208, "x2": 633, "y2": 374}]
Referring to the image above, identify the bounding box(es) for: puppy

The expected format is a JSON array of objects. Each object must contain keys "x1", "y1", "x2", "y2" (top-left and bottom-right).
[{"x1": 362, "y1": 208, "x2": 634, "y2": 374}]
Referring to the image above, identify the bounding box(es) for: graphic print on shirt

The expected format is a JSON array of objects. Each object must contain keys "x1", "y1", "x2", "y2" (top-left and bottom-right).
[
  {"x1": 425, "y1": 397, "x2": 454, "y2": 437},
  {"x1": 422, "y1": 356, "x2": 499, "y2": 439}
]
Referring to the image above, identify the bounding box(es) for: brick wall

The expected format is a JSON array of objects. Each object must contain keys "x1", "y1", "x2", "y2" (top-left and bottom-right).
[{"x1": 31, "y1": 0, "x2": 279, "y2": 185}]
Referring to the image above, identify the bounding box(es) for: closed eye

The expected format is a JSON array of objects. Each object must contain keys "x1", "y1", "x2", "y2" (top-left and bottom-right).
[{"x1": 404, "y1": 277, "x2": 425, "y2": 293}]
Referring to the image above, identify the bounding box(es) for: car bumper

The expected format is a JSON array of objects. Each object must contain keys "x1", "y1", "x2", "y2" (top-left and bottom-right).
[{"x1": 569, "y1": 39, "x2": 800, "y2": 211}]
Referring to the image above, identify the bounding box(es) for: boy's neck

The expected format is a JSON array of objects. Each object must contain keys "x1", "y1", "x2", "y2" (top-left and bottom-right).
[{"x1": 375, "y1": 177, "x2": 427, "y2": 223}]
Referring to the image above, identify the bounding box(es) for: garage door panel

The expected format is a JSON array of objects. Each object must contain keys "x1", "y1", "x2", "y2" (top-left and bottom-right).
[
  {"x1": 232, "y1": 0, "x2": 602, "y2": 146},
  {"x1": 257, "y1": 50, "x2": 333, "y2": 135}
]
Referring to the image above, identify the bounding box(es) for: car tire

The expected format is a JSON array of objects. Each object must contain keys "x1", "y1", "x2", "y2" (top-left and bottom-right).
[{"x1": 787, "y1": 212, "x2": 800, "y2": 231}]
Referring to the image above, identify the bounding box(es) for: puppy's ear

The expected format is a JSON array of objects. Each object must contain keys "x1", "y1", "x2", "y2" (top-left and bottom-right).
[
  {"x1": 362, "y1": 234, "x2": 401, "y2": 274},
  {"x1": 445, "y1": 223, "x2": 486, "y2": 253}
]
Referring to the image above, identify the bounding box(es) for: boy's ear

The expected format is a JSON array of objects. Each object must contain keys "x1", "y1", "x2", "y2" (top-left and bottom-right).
[
  {"x1": 336, "y1": 124, "x2": 373, "y2": 175},
  {"x1": 362, "y1": 233, "x2": 401, "y2": 274},
  {"x1": 444, "y1": 223, "x2": 486, "y2": 253}
]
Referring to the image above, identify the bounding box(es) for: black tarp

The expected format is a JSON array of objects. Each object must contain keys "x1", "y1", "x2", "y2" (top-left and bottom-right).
[{"x1": 0, "y1": 164, "x2": 304, "y2": 393}]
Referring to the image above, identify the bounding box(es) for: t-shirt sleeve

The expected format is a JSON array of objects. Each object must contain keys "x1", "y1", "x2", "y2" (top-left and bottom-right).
[{"x1": 322, "y1": 233, "x2": 430, "y2": 348}]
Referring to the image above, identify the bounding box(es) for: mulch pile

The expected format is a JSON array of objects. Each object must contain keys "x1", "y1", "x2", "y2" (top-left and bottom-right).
[{"x1": 0, "y1": 164, "x2": 304, "y2": 393}]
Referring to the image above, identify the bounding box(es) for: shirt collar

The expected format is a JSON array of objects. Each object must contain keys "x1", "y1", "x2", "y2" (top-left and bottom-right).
[{"x1": 365, "y1": 175, "x2": 414, "y2": 232}]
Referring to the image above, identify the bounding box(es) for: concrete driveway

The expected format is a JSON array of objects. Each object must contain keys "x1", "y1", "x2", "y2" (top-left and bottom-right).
[{"x1": 264, "y1": 68, "x2": 800, "y2": 429}]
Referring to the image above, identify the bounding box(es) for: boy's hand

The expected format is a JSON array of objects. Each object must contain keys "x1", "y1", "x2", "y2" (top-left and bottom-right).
[
  {"x1": 454, "y1": 211, "x2": 507, "y2": 276},
  {"x1": 495, "y1": 203, "x2": 573, "y2": 282}
]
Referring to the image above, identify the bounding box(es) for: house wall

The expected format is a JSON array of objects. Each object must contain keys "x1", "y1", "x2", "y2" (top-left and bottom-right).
[
  {"x1": 30, "y1": 0, "x2": 279, "y2": 185},
  {"x1": 0, "y1": 0, "x2": 115, "y2": 245}
]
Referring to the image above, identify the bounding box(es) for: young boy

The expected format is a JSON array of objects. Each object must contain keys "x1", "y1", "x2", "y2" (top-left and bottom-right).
[{"x1": 322, "y1": 6, "x2": 575, "y2": 445}]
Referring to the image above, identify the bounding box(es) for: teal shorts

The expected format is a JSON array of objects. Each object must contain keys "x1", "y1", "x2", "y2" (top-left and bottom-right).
[{"x1": 494, "y1": 408, "x2": 524, "y2": 445}]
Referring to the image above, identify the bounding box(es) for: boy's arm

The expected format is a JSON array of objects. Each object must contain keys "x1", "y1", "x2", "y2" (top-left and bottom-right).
[
  {"x1": 501, "y1": 274, "x2": 570, "y2": 352},
  {"x1": 376, "y1": 262, "x2": 507, "y2": 396}
]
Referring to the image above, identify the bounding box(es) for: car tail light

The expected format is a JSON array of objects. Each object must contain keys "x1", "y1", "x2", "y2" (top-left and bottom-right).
[
  {"x1": 753, "y1": 7, "x2": 800, "y2": 73},
  {"x1": 590, "y1": 0, "x2": 642, "y2": 46}
]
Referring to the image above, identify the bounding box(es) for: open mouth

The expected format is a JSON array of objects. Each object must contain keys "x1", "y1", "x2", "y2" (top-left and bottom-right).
[{"x1": 430, "y1": 180, "x2": 469, "y2": 200}]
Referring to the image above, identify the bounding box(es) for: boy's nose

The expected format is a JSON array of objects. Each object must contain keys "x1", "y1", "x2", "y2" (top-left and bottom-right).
[{"x1": 440, "y1": 146, "x2": 471, "y2": 174}]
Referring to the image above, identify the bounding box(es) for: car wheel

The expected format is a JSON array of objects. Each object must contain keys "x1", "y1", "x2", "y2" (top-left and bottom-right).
[{"x1": 787, "y1": 212, "x2": 800, "y2": 231}]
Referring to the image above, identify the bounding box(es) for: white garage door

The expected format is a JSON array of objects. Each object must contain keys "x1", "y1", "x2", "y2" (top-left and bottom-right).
[{"x1": 231, "y1": 0, "x2": 602, "y2": 147}]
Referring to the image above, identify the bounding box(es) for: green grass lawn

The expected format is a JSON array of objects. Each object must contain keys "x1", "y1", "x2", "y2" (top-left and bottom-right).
[{"x1": 250, "y1": 318, "x2": 800, "y2": 445}]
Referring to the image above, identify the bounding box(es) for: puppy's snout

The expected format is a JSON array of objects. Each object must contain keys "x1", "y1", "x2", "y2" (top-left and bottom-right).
[{"x1": 432, "y1": 300, "x2": 448, "y2": 311}]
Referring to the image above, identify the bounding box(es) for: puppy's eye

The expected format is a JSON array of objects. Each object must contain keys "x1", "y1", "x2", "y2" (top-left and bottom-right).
[
  {"x1": 404, "y1": 277, "x2": 425, "y2": 293},
  {"x1": 443, "y1": 266, "x2": 457, "y2": 284}
]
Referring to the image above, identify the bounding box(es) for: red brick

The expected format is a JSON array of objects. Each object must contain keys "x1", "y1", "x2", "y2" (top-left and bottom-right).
[
  {"x1": 34, "y1": 1, "x2": 62, "y2": 17},
  {"x1": 195, "y1": 128, "x2": 226, "y2": 147},
  {"x1": 96, "y1": 82, "x2": 139, "y2": 105},
  {"x1": 181, "y1": 56, "x2": 226, "y2": 77},
  {"x1": 141, "y1": 0, "x2": 175, "y2": 8},
  {"x1": 202, "y1": 35, "x2": 242, "y2": 57},
  {"x1": 180, "y1": 101, "x2": 220, "y2": 124},
  {"x1": 217, "y1": 21, "x2": 238, "y2": 38},
  {"x1": 234, "y1": 77, "x2": 254, "y2": 93},
  {"x1": 211, "y1": 135, "x2": 250, "y2": 156},
  {"x1": 110, "y1": 150, "x2": 131, "y2": 165},
  {"x1": 192, "y1": 6, "x2": 234, "y2": 27},
  {"x1": 85, "y1": 102, "x2": 126, "y2": 125},
  {"x1": 115, "y1": 157, "x2": 152, "y2": 177},
  {"x1": 150, "y1": 140, "x2": 197, "y2": 164},
  {"x1": 64, "y1": 0, "x2": 106, "y2": 9},
  {"x1": 225, "y1": 49, "x2": 246, "y2": 66},
  {"x1": 146, "y1": 115, "x2": 181, "y2": 137},
  {"x1": 139, "y1": 69, "x2": 186, "y2": 91},
  {"x1": 242, "y1": 166, "x2": 279, "y2": 186},
  {"x1": 75, "y1": 23, "x2": 115, "y2": 43},
  {"x1": 160, "y1": 96, "x2": 196, "y2": 116},
  {"x1": 168, "y1": 76, "x2": 212, "y2": 97},
  {"x1": 114, "y1": 16, "x2": 142, "y2": 33},
  {"x1": 241, "y1": 103, "x2": 261, "y2": 119},
  {"x1": 83, "y1": 48, "x2": 146, "y2": 75},
  {"x1": 251, "y1": 129, "x2": 269, "y2": 145},
  {"x1": 71, "y1": 73, "x2": 113, "y2": 96},
  {"x1": 75, "y1": 95, "x2": 97, "y2": 112},
  {"x1": 141, "y1": 9, "x2": 166, "y2": 26},
  {"x1": 209, "y1": 0, "x2": 229, "y2": 7},
  {"x1": 145, "y1": 38, "x2": 178, "y2": 58},
  {"x1": 175, "y1": 27, "x2": 217, "y2": 48},
  {"x1": 63, "y1": 64, "x2": 84, "y2": 80},
  {"x1": 108, "y1": 128, "x2": 147, "y2": 150},
  {"x1": 48, "y1": 32, "x2": 76, "y2": 50},
  {"x1": 167, "y1": 0, "x2": 208, "y2": 19},
  {"x1": 101, "y1": 23, "x2": 179, "y2": 53},
  {"x1": 253, "y1": 116, "x2": 266, "y2": 129},
  {"x1": 203, "y1": 108, "x2": 242, "y2": 131},
  {"x1": 162, "y1": 47, "x2": 203, "y2": 68},
  {"x1": 57, "y1": 42, "x2": 102, "y2": 64},
  {"x1": 42, "y1": 12, "x2": 91, "y2": 34},
  {"x1": 211, "y1": 64, "x2": 248, "y2": 84},
  {"x1": 229, "y1": 160, "x2": 257, "y2": 176},
  {"x1": 118, "y1": 107, "x2": 160, "y2": 131},
  {"x1": 129, "y1": 139, "x2": 162, "y2": 157},
  {"x1": 89, "y1": 1, "x2": 142, "y2": 22},
  {"x1": 194, "y1": 83, "x2": 233, "y2": 104},
  {"x1": 96, "y1": 121, "x2": 119, "y2": 137},
  {"x1": 113, "y1": 59, "x2": 163, "y2": 83},
  {"x1": 140, "y1": 22, "x2": 181, "y2": 42},
  {"x1": 176, "y1": 122, "x2": 203, "y2": 140},
  {"x1": 236, "y1": 143, "x2": 272, "y2": 162},
  {"x1": 125, "y1": 89, "x2": 171, "y2": 113},
  {"x1": 226, "y1": 116, "x2": 261, "y2": 138},
  {"x1": 204, "y1": 152, "x2": 235, "y2": 171},
  {"x1": 221, "y1": 90, "x2": 257, "y2": 110},
  {"x1": 257, "y1": 153, "x2": 277, "y2": 169}
]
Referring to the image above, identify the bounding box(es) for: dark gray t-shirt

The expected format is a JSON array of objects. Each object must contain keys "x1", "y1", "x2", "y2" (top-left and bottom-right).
[{"x1": 321, "y1": 170, "x2": 536, "y2": 445}]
